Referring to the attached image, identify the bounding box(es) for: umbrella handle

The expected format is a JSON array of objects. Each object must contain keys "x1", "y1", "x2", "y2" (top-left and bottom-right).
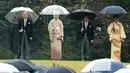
[{"x1": 53, "y1": 63, "x2": 56, "y2": 66}]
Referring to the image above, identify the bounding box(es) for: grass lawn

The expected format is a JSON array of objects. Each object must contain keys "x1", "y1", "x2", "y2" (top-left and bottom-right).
[{"x1": 0, "y1": 60, "x2": 130, "y2": 73}]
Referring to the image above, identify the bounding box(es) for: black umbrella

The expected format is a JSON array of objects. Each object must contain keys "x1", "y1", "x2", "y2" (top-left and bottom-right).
[
  {"x1": 67, "y1": 9, "x2": 97, "y2": 20},
  {"x1": 33, "y1": 64, "x2": 48, "y2": 72},
  {"x1": 6, "y1": 59, "x2": 35, "y2": 72},
  {"x1": 39, "y1": 66, "x2": 76, "y2": 73}
]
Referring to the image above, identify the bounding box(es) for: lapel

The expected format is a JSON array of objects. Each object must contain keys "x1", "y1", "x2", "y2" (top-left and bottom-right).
[
  {"x1": 87, "y1": 22, "x2": 90, "y2": 28},
  {"x1": 22, "y1": 19, "x2": 24, "y2": 28},
  {"x1": 82, "y1": 22, "x2": 85, "y2": 30}
]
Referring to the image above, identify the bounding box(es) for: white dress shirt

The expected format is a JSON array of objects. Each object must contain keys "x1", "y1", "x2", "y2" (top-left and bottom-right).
[
  {"x1": 85, "y1": 22, "x2": 88, "y2": 30},
  {"x1": 24, "y1": 19, "x2": 27, "y2": 27}
]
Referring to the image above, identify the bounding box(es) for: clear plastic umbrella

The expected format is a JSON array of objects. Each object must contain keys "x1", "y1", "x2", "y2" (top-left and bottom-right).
[
  {"x1": 40, "y1": 5, "x2": 69, "y2": 15},
  {"x1": 0, "y1": 63, "x2": 19, "y2": 73},
  {"x1": 126, "y1": 64, "x2": 130, "y2": 68},
  {"x1": 5, "y1": 7, "x2": 39, "y2": 24},
  {"x1": 114, "y1": 68, "x2": 130, "y2": 73},
  {"x1": 81, "y1": 58, "x2": 125, "y2": 73}
]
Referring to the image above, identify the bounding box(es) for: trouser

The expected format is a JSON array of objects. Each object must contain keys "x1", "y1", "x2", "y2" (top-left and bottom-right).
[
  {"x1": 81, "y1": 33, "x2": 90, "y2": 60},
  {"x1": 17, "y1": 32, "x2": 30, "y2": 60}
]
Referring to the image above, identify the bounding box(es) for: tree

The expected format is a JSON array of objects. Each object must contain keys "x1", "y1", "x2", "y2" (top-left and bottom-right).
[
  {"x1": 0, "y1": 0, "x2": 130, "y2": 61},
  {"x1": 81, "y1": 0, "x2": 87, "y2": 8}
]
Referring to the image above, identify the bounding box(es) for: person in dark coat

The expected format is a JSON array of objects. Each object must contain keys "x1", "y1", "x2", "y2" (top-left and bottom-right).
[
  {"x1": 77, "y1": 16, "x2": 94, "y2": 61},
  {"x1": 17, "y1": 11, "x2": 33, "y2": 60}
]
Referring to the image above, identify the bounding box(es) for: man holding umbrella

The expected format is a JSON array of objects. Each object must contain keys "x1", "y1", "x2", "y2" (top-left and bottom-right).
[
  {"x1": 67, "y1": 9, "x2": 97, "y2": 61},
  {"x1": 78, "y1": 16, "x2": 94, "y2": 61},
  {"x1": 17, "y1": 11, "x2": 33, "y2": 59},
  {"x1": 5, "y1": 7, "x2": 39, "y2": 60}
]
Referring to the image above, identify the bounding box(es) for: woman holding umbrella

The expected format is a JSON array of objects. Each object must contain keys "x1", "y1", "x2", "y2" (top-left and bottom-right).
[
  {"x1": 40, "y1": 4, "x2": 69, "y2": 60},
  {"x1": 99, "y1": 5, "x2": 127, "y2": 61},
  {"x1": 48, "y1": 11, "x2": 64, "y2": 60},
  {"x1": 107, "y1": 14, "x2": 126, "y2": 61}
]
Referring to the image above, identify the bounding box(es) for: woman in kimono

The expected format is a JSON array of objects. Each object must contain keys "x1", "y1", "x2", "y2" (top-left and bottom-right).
[
  {"x1": 107, "y1": 15, "x2": 126, "y2": 61},
  {"x1": 48, "y1": 11, "x2": 64, "y2": 60}
]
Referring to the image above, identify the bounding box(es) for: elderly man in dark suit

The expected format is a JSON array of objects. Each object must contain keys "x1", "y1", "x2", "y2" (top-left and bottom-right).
[
  {"x1": 78, "y1": 16, "x2": 94, "y2": 61},
  {"x1": 17, "y1": 11, "x2": 33, "y2": 60}
]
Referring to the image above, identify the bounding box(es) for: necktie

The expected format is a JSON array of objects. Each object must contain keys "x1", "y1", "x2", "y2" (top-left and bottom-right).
[
  {"x1": 85, "y1": 22, "x2": 88, "y2": 30},
  {"x1": 24, "y1": 19, "x2": 27, "y2": 27}
]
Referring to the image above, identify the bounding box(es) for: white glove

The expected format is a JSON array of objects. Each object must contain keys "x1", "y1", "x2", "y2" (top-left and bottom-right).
[
  {"x1": 81, "y1": 28, "x2": 84, "y2": 33},
  {"x1": 19, "y1": 29, "x2": 23, "y2": 32}
]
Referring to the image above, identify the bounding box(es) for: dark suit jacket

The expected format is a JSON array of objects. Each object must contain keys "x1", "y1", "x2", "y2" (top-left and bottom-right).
[
  {"x1": 18, "y1": 18, "x2": 32, "y2": 40},
  {"x1": 76, "y1": 22, "x2": 94, "y2": 43}
]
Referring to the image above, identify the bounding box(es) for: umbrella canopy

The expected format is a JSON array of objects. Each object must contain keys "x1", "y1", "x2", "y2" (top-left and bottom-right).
[
  {"x1": 6, "y1": 59, "x2": 35, "y2": 72},
  {"x1": 81, "y1": 58, "x2": 125, "y2": 73},
  {"x1": 114, "y1": 68, "x2": 130, "y2": 73},
  {"x1": 67, "y1": 9, "x2": 97, "y2": 20},
  {"x1": 39, "y1": 66, "x2": 76, "y2": 73},
  {"x1": 99, "y1": 6, "x2": 127, "y2": 14},
  {"x1": 0, "y1": 63, "x2": 19, "y2": 73},
  {"x1": 14, "y1": 71, "x2": 30, "y2": 73},
  {"x1": 5, "y1": 7, "x2": 39, "y2": 24},
  {"x1": 34, "y1": 64, "x2": 48, "y2": 72},
  {"x1": 126, "y1": 64, "x2": 130, "y2": 68},
  {"x1": 40, "y1": 5, "x2": 69, "y2": 15}
]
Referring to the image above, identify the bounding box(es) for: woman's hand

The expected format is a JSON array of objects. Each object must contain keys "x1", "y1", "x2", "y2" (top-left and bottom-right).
[
  {"x1": 57, "y1": 35, "x2": 61, "y2": 40},
  {"x1": 121, "y1": 38, "x2": 125, "y2": 42}
]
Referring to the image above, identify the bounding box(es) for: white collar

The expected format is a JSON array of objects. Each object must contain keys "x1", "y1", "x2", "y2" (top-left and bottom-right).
[
  {"x1": 84, "y1": 22, "x2": 88, "y2": 24},
  {"x1": 24, "y1": 18, "x2": 27, "y2": 20}
]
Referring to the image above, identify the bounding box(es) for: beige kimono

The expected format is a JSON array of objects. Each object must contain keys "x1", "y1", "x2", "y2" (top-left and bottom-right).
[
  {"x1": 107, "y1": 22, "x2": 126, "y2": 61},
  {"x1": 48, "y1": 18, "x2": 64, "y2": 60}
]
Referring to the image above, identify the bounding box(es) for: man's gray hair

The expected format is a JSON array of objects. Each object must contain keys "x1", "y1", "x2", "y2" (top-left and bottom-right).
[{"x1": 22, "y1": 11, "x2": 28, "y2": 16}]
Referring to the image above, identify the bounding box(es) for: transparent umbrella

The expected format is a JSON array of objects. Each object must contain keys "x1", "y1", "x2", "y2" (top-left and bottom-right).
[
  {"x1": 5, "y1": 7, "x2": 39, "y2": 24},
  {"x1": 114, "y1": 68, "x2": 130, "y2": 73},
  {"x1": 0, "y1": 63, "x2": 19, "y2": 73},
  {"x1": 40, "y1": 5, "x2": 69, "y2": 15},
  {"x1": 81, "y1": 58, "x2": 125, "y2": 73}
]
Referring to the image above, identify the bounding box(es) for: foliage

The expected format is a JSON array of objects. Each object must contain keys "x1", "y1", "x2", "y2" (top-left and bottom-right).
[{"x1": 0, "y1": 48, "x2": 14, "y2": 59}]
